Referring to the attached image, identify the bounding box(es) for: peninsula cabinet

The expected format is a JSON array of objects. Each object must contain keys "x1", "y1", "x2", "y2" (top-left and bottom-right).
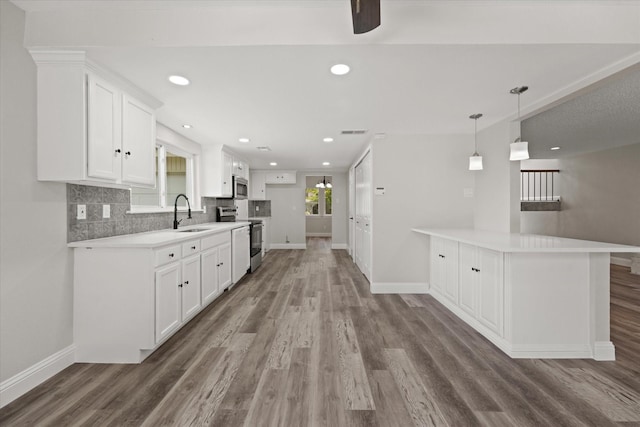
[
  {"x1": 414, "y1": 228, "x2": 640, "y2": 361},
  {"x1": 72, "y1": 229, "x2": 234, "y2": 363},
  {"x1": 31, "y1": 51, "x2": 160, "y2": 187}
]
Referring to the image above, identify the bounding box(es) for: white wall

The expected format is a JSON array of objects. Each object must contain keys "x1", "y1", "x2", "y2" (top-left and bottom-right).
[
  {"x1": 521, "y1": 143, "x2": 640, "y2": 259},
  {"x1": 371, "y1": 134, "x2": 475, "y2": 284},
  {"x1": 0, "y1": 1, "x2": 74, "y2": 384},
  {"x1": 473, "y1": 120, "x2": 522, "y2": 232}
]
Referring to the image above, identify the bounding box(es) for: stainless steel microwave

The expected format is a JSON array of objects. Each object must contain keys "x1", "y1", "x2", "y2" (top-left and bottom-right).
[{"x1": 233, "y1": 176, "x2": 248, "y2": 199}]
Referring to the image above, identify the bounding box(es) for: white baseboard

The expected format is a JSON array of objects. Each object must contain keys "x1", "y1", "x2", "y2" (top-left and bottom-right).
[
  {"x1": 331, "y1": 243, "x2": 348, "y2": 250},
  {"x1": 269, "y1": 243, "x2": 307, "y2": 250},
  {"x1": 594, "y1": 341, "x2": 616, "y2": 361},
  {"x1": 370, "y1": 282, "x2": 429, "y2": 294},
  {"x1": 0, "y1": 345, "x2": 75, "y2": 408},
  {"x1": 611, "y1": 256, "x2": 631, "y2": 267}
]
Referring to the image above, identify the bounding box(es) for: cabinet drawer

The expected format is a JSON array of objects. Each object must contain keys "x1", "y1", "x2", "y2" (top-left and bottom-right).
[
  {"x1": 182, "y1": 240, "x2": 201, "y2": 257},
  {"x1": 201, "y1": 232, "x2": 231, "y2": 250},
  {"x1": 155, "y1": 245, "x2": 181, "y2": 266}
]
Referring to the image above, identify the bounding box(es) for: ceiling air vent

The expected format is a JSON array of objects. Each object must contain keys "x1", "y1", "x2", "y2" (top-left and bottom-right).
[
  {"x1": 256, "y1": 146, "x2": 272, "y2": 151},
  {"x1": 341, "y1": 130, "x2": 367, "y2": 135}
]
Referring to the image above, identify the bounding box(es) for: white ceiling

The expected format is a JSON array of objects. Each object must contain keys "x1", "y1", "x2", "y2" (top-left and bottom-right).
[{"x1": 12, "y1": 0, "x2": 640, "y2": 170}]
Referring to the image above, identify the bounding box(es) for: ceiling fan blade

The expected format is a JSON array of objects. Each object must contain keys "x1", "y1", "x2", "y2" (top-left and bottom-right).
[{"x1": 351, "y1": 0, "x2": 380, "y2": 34}]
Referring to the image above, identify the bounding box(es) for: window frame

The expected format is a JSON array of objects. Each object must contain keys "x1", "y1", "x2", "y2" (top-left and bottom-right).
[{"x1": 129, "y1": 142, "x2": 200, "y2": 213}]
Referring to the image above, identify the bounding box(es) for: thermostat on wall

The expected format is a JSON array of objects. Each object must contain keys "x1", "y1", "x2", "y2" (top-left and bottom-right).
[{"x1": 375, "y1": 187, "x2": 385, "y2": 196}]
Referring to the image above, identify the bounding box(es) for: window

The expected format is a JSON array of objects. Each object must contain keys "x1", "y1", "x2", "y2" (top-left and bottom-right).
[
  {"x1": 305, "y1": 186, "x2": 332, "y2": 216},
  {"x1": 130, "y1": 144, "x2": 195, "y2": 211}
]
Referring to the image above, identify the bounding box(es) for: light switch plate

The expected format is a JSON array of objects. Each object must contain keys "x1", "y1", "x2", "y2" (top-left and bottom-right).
[
  {"x1": 103, "y1": 204, "x2": 111, "y2": 219},
  {"x1": 256, "y1": 206, "x2": 260, "y2": 212},
  {"x1": 77, "y1": 204, "x2": 86, "y2": 220}
]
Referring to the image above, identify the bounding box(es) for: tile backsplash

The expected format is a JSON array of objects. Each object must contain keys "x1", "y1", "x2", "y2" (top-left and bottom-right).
[
  {"x1": 67, "y1": 184, "x2": 234, "y2": 242},
  {"x1": 248, "y1": 200, "x2": 272, "y2": 217}
]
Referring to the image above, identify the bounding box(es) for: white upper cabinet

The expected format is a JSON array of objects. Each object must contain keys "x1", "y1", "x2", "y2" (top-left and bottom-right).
[
  {"x1": 233, "y1": 158, "x2": 249, "y2": 180},
  {"x1": 121, "y1": 94, "x2": 156, "y2": 186},
  {"x1": 201, "y1": 146, "x2": 234, "y2": 197},
  {"x1": 31, "y1": 51, "x2": 161, "y2": 187},
  {"x1": 265, "y1": 171, "x2": 297, "y2": 184},
  {"x1": 250, "y1": 171, "x2": 266, "y2": 200}
]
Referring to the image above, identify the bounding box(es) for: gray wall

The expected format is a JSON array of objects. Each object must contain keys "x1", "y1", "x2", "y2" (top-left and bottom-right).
[
  {"x1": 521, "y1": 143, "x2": 640, "y2": 259},
  {"x1": 0, "y1": 2, "x2": 74, "y2": 383},
  {"x1": 371, "y1": 134, "x2": 475, "y2": 284}
]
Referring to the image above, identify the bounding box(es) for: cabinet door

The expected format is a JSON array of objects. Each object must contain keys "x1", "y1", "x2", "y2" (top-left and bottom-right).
[
  {"x1": 430, "y1": 237, "x2": 444, "y2": 294},
  {"x1": 222, "y1": 152, "x2": 233, "y2": 197},
  {"x1": 181, "y1": 255, "x2": 202, "y2": 321},
  {"x1": 442, "y1": 238, "x2": 459, "y2": 304},
  {"x1": 250, "y1": 172, "x2": 266, "y2": 200},
  {"x1": 87, "y1": 74, "x2": 120, "y2": 181},
  {"x1": 477, "y1": 248, "x2": 504, "y2": 336},
  {"x1": 458, "y1": 243, "x2": 477, "y2": 316},
  {"x1": 201, "y1": 248, "x2": 220, "y2": 305},
  {"x1": 155, "y1": 263, "x2": 181, "y2": 343},
  {"x1": 218, "y1": 243, "x2": 232, "y2": 289},
  {"x1": 122, "y1": 94, "x2": 156, "y2": 186}
]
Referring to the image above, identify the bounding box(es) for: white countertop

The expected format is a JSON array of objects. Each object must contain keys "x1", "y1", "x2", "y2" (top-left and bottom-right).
[
  {"x1": 412, "y1": 228, "x2": 640, "y2": 253},
  {"x1": 69, "y1": 222, "x2": 250, "y2": 249}
]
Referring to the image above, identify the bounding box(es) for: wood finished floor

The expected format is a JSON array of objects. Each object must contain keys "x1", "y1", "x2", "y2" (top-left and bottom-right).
[{"x1": 2, "y1": 238, "x2": 640, "y2": 426}]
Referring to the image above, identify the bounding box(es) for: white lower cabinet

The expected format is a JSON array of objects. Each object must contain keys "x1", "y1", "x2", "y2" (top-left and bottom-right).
[
  {"x1": 430, "y1": 236, "x2": 459, "y2": 302},
  {"x1": 74, "y1": 230, "x2": 232, "y2": 363},
  {"x1": 155, "y1": 262, "x2": 182, "y2": 343},
  {"x1": 201, "y1": 233, "x2": 232, "y2": 305},
  {"x1": 431, "y1": 238, "x2": 504, "y2": 337}
]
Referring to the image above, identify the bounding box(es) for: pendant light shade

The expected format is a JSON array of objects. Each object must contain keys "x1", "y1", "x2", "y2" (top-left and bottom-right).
[
  {"x1": 468, "y1": 113, "x2": 483, "y2": 171},
  {"x1": 509, "y1": 86, "x2": 530, "y2": 161},
  {"x1": 509, "y1": 138, "x2": 529, "y2": 161},
  {"x1": 316, "y1": 176, "x2": 331, "y2": 188}
]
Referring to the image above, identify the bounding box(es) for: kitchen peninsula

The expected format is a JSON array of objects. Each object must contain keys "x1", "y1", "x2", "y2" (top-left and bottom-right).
[{"x1": 412, "y1": 228, "x2": 640, "y2": 361}]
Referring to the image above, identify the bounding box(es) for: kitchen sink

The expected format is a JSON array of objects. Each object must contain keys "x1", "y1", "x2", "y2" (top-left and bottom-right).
[{"x1": 177, "y1": 228, "x2": 209, "y2": 233}]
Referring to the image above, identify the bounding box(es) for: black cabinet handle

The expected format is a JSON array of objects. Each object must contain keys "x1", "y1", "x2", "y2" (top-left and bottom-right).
[
  {"x1": 184, "y1": 280, "x2": 189, "y2": 285},
  {"x1": 191, "y1": 246, "x2": 196, "y2": 250},
  {"x1": 439, "y1": 254, "x2": 445, "y2": 258},
  {"x1": 125, "y1": 151, "x2": 131, "y2": 156},
  {"x1": 115, "y1": 149, "x2": 121, "y2": 154},
  {"x1": 178, "y1": 283, "x2": 183, "y2": 288},
  {"x1": 220, "y1": 262, "x2": 224, "y2": 266},
  {"x1": 169, "y1": 253, "x2": 174, "y2": 258}
]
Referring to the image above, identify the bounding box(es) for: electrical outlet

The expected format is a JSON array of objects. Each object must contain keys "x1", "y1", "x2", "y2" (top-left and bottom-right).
[
  {"x1": 256, "y1": 206, "x2": 260, "y2": 212},
  {"x1": 102, "y1": 204, "x2": 111, "y2": 219},
  {"x1": 77, "y1": 204, "x2": 86, "y2": 220}
]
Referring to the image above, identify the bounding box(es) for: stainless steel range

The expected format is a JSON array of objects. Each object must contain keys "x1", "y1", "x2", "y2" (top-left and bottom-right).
[{"x1": 217, "y1": 207, "x2": 262, "y2": 273}]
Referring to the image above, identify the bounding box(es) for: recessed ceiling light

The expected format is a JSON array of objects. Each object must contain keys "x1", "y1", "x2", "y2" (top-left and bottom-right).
[
  {"x1": 270, "y1": 162, "x2": 277, "y2": 166},
  {"x1": 239, "y1": 137, "x2": 250, "y2": 143},
  {"x1": 257, "y1": 146, "x2": 271, "y2": 151},
  {"x1": 323, "y1": 137, "x2": 334, "y2": 143},
  {"x1": 322, "y1": 162, "x2": 331, "y2": 166},
  {"x1": 168, "y1": 75, "x2": 190, "y2": 86},
  {"x1": 550, "y1": 146, "x2": 561, "y2": 150},
  {"x1": 330, "y1": 64, "x2": 350, "y2": 76},
  {"x1": 182, "y1": 124, "x2": 192, "y2": 129}
]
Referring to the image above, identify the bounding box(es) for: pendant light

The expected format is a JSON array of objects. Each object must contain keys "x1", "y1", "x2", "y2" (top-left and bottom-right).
[
  {"x1": 468, "y1": 113, "x2": 483, "y2": 170},
  {"x1": 315, "y1": 176, "x2": 332, "y2": 188},
  {"x1": 509, "y1": 86, "x2": 530, "y2": 161}
]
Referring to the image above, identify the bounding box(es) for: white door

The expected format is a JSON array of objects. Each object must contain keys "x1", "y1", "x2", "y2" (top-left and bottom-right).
[
  {"x1": 458, "y1": 243, "x2": 477, "y2": 316},
  {"x1": 181, "y1": 255, "x2": 202, "y2": 320},
  {"x1": 250, "y1": 171, "x2": 266, "y2": 200},
  {"x1": 87, "y1": 74, "x2": 120, "y2": 181},
  {"x1": 121, "y1": 94, "x2": 156, "y2": 186},
  {"x1": 155, "y1": 263, "x2": 181, "y2": 343},
  {"x1": 221, "y1": 152, "x2": 233, "y2": 197},
  {"x1": 477, "y1": 248, "x2": 504, "y2": 336},
  {"x1": 348, "y1": 167, "x2": 355, "y2": 259},
  {"x1": 218, "y1": 243, "x2": 232, "y2": 289},
  {"x1": 201, "y1": 248, "x2": 220, "y2": 305}
]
